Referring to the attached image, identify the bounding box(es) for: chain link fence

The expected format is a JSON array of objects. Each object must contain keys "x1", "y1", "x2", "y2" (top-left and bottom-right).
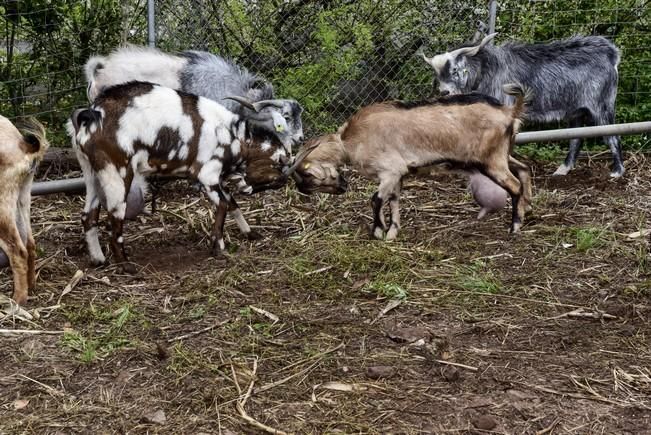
[{"x1": 1, "y1": 0, "x2": 650, "y2": 143}]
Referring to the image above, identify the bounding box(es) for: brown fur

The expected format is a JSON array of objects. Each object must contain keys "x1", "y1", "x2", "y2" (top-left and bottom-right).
[
  {"x1": 295, "y1": 88, "x2": 532, "y2": 239},
  {"x1": 0, "y1": 116, "x2": 49, "y2": 304}
]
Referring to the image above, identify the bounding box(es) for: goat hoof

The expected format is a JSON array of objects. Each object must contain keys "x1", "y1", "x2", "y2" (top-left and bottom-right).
[
  {"x1": 609, "y1": 167, "x2": 625, "y2": 178},
  {"x1": 120, "y1": 262, "x2": 138, "y2": 274},
  {"x1": 510, "y1": 222, "x2": 522, "y2": 234},
  {"x1": 385, "y1": 225, "x2": 399, "y2": 241},
  {"x1": 246, "y1": 230, "x2": 263, "y2": 241},
  {"x1": 372, "y1": 226, "x2": 385, "y2": 240},
  {"x1": 552, "y1": 163, "x2": 572, "y2": 176},
  {"x1": 11, "y1": 292, "x2": 28, "y2": 306}
]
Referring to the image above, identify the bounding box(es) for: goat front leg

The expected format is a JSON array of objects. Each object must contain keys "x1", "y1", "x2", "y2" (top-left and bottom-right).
[
  {"x1": 17, "y1": 181, "x2": 36, "y2": 290},
  {"x1": 385, "y1": 181, "x2": 402, "y2": 241},
  {"x1": 78, "y1": 153, "x2": 106, "y2": 266},
  {"x1": 228, "y1": 196, "x2": 262, "y2": 240},
  {"x1": 97, "y1": 164, "x2": 135, "y2": 273},
  {"x1": 371, "y1": 172, "x2": 402, "y2": 240},
  {"x1": 0, "y1": 218, "x2": 29, "y2": 305}
]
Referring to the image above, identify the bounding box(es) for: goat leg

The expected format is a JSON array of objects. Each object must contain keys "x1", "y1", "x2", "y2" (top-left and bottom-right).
[
  {"x1": 208, "y1": 189, "x2": 230, "y2": 256},
  {"x1": 108, "y1": 213, "x2": 136, "y2": 274},
  {"x1": 371, "y1": 192, "x2": 387, "y2": 239},
  {"x1": 0, "y1": 219, "x2": 29, "y2": 305},
  {"x1": 228, "y1": 197, "x2": 262, "y2": 240}
]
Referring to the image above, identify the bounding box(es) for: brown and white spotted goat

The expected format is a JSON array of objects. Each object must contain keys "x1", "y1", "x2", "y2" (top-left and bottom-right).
[
  {"x1": 293, "y1": 84, "x2": 533, "y2": 239},
  {"x1": 68, "y1": 81, "x2": 304, "y2": 272},
  {"x1": 0, "y1": 116, "x2": 49, "y2": 304}
]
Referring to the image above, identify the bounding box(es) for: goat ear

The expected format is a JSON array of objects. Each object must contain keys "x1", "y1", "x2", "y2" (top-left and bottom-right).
[
  {"x1": 224, "y1": 95, "x2": 258, "y2": 112},
  {"x1": 422, "y1": 52, "x2": 447, "y2": 74}
]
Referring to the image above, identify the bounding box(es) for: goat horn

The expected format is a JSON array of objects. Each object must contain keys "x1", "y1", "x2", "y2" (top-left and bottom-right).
[
  {"x1": 252, "y1": 99, "x2": 287, "y2": 110},
  {"x1": 223, "y1": 95, "x2": 259, "y2": 112},
  {"x1": 283, "y1": 142, "x2": 319, "y2": 177},
  {"x1": 451, "y1": 32, "x2": 498, "y2": 58}
]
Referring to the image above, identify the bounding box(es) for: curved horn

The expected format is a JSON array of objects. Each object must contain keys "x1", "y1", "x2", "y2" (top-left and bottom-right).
[
  {"x1": 252, "y1": 99, "x2": 287, "y2": 110},
  {"x1": 283, "y1": 141, "x2": 319, "y2": 177},
  {"x1": 452, "y1": 32, "x2": 498, "y2": 58},
  {"x1": 223, "y1": 95, "x2": 258, "y2": 112}
]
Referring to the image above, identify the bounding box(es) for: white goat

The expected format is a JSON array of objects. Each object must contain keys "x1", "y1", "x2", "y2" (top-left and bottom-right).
[
  {"x1": 68, "y1": 81, "x2": 309, "y2": 272},
  {"x1": 0, "y1": 116, "x2": 48, "y2": 304}
]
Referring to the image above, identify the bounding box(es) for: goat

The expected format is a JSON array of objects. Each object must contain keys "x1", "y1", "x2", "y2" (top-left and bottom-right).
[
  {"x1": 68, "y1": 81, "x2": 308, "y2": 273},
  {"x1": 84, "y1": 45, "x2": 304, "y2": 228},
  {"x1": 293, "y1": 85, "x2": 533, "y2": 239},
  {"x1": 0, "y1": 116, "x2": 49, "y2": 305},
  {"x1": 422, "y1": 33, "x2": 623, "y2": 177}
]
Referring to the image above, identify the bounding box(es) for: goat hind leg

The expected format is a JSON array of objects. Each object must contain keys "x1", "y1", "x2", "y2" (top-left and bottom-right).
[
  {"x1": 228, "y1": 196, "x2": 262, "y2": 240},
  {"x1": 484, "y1": 166, "x2": 525, "y2": 233},
  {"x1": 508, "y1": 156, "x2": 533, "y2": 213}
]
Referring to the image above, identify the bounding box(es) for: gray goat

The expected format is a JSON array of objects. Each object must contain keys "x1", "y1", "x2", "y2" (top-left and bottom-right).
[{"x1": 423, "y1": 33, "x2": 623, "y2": 177}]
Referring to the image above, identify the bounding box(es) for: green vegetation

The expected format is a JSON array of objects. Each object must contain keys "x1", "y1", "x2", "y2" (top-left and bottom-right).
[
  {"x1": 1, "y1": 0, "x2": 649, "y2": 145},
  {"x1": 59, "y1": 304, "x2": 136, "y2": 363}
]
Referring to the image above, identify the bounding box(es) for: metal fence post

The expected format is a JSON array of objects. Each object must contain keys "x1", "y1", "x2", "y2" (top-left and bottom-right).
[
  {"x1": 148, "y1": 0, "x2": 156, "y2": 47},
  {"x1": 488, "y1": 0, "x2": 498, "y2": 35}
]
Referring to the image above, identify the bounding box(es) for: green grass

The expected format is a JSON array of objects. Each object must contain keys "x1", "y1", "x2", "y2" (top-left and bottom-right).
[
  {"x1": 455, "y1": 260, "x2": 504, "y2": 294},
  {"x1": 59, "y1": 304, "x2": 136, "y2": 363}
]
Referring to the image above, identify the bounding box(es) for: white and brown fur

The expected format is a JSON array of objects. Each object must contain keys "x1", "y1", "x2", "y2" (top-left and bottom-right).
[
  {"x1": 0, "y1": 116, "x2": 49, "y2": 304},
  {"x1": 294, "y1": 84, "x2": 533, "y2": 239},
  {"x1": 68, "y1": 81, "x2": 291, "y2": 272}
]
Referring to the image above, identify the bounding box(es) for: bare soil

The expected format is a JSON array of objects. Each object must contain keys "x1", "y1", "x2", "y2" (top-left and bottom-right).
[{"x1": 1, "y1": 154, "x2": 650, "y2": 434}]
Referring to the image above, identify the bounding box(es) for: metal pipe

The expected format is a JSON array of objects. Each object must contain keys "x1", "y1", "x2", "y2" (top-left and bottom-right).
[
  {"x1": 147, "y1": 0, "x2": 155, "y2": 47},
  {"x1": 488, "y1": 0, "x2": 498, "y2": 35},
  {"x1": 514, "y1": 121, "x2": 651, "y2": 145},
  {"x1": 31, "y1": 178, "x2": 85, "y2": 196},
  {"x1": 30, "y1": 122, "x2": 651, "y2": 196}
]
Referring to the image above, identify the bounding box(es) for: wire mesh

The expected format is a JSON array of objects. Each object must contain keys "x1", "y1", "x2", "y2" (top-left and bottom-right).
[{"x1": 1, "y1": 0, "x2": 650, "y2": 142}]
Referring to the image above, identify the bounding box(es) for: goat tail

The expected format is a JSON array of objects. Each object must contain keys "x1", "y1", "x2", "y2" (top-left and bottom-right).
[
  {"x1": 17, "y1": 117, "x2": 49, "y2": 157},
  {"x1": 503, "y1": 83, "x2": 533, "y2": 121},
  {"x1": 84, "y1": 55, "x2": 106, "y2": 101}
]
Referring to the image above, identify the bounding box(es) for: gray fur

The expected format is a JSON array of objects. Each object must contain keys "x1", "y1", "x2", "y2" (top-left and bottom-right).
[
  {"x1": 85, "y1": 46, "x2": 303, "y2": 146},
  {"x1": 180, "y1": 51, "x2": 274, "y2": 113},
  {"x1": 425, "y1": 35, "x2": 624, "y2": 177}
]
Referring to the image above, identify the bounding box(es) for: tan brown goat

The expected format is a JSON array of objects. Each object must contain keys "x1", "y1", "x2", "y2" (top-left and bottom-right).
[
  {"x1": 293, "y1": 84, "x2": 533, "y2": 239},
  {"x1": 0, "y1": 116, "x2": 49, "y2": 305}
]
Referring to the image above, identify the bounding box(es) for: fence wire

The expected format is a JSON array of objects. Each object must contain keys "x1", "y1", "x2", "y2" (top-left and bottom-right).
[{"x1": 1, "y1": 0, "x2": 650, "y2": 142}]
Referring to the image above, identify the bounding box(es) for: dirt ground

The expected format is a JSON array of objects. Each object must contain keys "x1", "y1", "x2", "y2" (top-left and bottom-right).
[{"x1": 1, "y1": 153, "x2": 650, "y2": 434}]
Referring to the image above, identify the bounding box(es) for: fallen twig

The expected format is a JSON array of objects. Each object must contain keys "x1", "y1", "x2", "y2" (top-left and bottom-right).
[
  {"x1": 167, "y1": 318, "x2": 230, "y2": 343},
  {"x1": 0, "y1": 329, "x2": 65, "y2": 337},
  {"x1": 547, "y1": 308, "x2": 617, "y2": 321},
  {"x1": 235, "y1": 359, "x2": 289, "y2": 435},
  {"x1": 434, "y1": 359, "x2": 478, "y2": 372},
  {"x1": 256, "y1": 343, "x2": 344, "y2": 394}
]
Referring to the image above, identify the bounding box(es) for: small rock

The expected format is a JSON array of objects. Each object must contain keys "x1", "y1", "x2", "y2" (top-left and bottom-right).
[
  {"x1": 142, "y1": 409, "x2": 166, "y2": 425},
  {"x1": 440, "y1": 366, "x2": 459, "y2": 382},
  {"x1": 156, "y1": 341, "x2": 169, "y2": 360},
  {"x1": 471, "y1": 415, "x2": 497, "y2": 431},
  {"x1": 366, "y1": 366, "x2": 396, "y2": 379},
  {"x1": 387, "y1": 326, "x2": 431, "y2": 344}
]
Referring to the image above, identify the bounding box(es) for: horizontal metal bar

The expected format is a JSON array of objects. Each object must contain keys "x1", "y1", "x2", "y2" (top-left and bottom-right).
[
  {"x1": 30, "y1": 121, "x2": 651, "y2": 196},
  {"x1": 31, "y1": 178, "x2": 85, "y2": 196},
  {"x1": 514, "y1": 121, "x2": 651, "y2": 144}
]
